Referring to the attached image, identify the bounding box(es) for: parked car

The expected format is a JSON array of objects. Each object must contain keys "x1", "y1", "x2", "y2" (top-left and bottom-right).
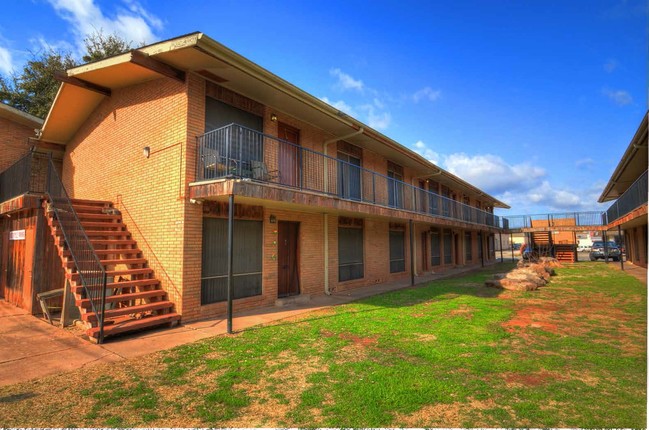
[
  {"x1": 577, "y1": 244, "x2": 591, "y2": 252},
  {"x1": 512, "y1": 243, "x2": 521, "y2": 250},
  {"x1": 589, "y1": 241, "x2": 621, "y2": 261}
]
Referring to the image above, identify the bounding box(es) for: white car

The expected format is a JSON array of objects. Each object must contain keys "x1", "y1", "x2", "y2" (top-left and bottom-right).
[{"x1": 577, "y1": 245, "x2": 591, "y2": 252}]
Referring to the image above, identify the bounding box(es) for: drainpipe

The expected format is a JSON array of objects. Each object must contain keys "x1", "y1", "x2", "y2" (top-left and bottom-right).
[
  {"x1": 324, "y1": 213, "x2": 330, "y2": 294},
  {"x1": 323, "y1": 128, "x2": 365, "y2": 193},
  {"x1": 410, "y1": 219, "x2": 415, "y2": 286}
]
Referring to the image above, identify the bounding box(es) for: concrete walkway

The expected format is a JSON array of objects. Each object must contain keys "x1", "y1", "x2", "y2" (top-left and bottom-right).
[{"x1": 0, "y1": 266, "x2": 478, "y2": 386}]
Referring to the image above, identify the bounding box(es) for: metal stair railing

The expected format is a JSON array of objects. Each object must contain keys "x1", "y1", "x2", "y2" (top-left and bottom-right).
[{"x1": 45, "y1": 157, "x2": 108, "y2": 343}]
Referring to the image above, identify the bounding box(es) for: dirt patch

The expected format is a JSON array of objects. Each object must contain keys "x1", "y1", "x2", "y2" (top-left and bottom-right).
[
  {"x1": 501, "y1": 370, "x2": 562, "y2": 387},
  {"x1": 393, "y1": 402, "x2": 463, "y2": 427},
  {"x1": 450, "y1": 305, "x2": 474, "y2": 319},
  {"x1": 415, "y1": 333, "x2": 437, "y2": 341},
  {"x1": 501, "y1": 306, "x2": 559, "y2": 333},
  {"x1": 338, "y1": 332, "x2": 379, "y2": 347},
  {"x1": 221, "y1": 351, "x2": 327, "y2": 427}
]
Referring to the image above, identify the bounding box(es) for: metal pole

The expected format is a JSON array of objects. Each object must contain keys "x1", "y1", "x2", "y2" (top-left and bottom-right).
[
  {"x1": 227, "y1": 193, "x2": 235, "y2": 334},
  {"x1": 603, "y1": 230, "x2": 609, "y2": 264},
  {"x1": 98, "y1": 272, "x2": 107, "y2": 344},
  {"x1": 510, "y1": 232, "x2": 514, "y2": 262},
  {"x1": 573, "y1": 231, "x2": 578, "y2": 263},
  {"x1": 410, "y1": 219, "x2": 415, "y2": 286},
  {"x1": 618, "y1": 225, "x2": 624, "y2": 270},
  {"x1": 499, "y1": 232, "x2": 504, "y2": 263}
]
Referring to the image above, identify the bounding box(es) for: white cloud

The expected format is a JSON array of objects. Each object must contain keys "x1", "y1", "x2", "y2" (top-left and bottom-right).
[
  {"x1": 46, "y1": 0, "x2": 163, "y2": 54},
  {"x1": 330, "y1": 68, "x2": 364, "y2": 92},
  {"x1": 320, "y1": 96, "x2": 356, "y2": 117},
  {"x1": 412, "y1": 87, "x2": 441, "y2": 103},
  {"x1": 358, "y1": 103, "x2": 391, "y2": 130},
  {"x1": 0, "y1": 45, "x2": 13, "y2": 75},
  {"x1": 443, "y1": 153, "x2": 545, "y2": 195},
  {"x1": 575, "y1": 158, "x2": 595, "y2": 169},
  {"x1": 602, "y1": 88, "x2": 633, "y2": 106},
  {"x1": 603, "y1": 58, "x2": 619, "y2": 73},
  {"x1": 413, "y1": 140, "x2": 440, "y2": 164}
]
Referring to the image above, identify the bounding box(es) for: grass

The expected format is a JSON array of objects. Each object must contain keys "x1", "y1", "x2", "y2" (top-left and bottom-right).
[{"x1": 0, "y1": 262, "x2": 645, "y2": 427}]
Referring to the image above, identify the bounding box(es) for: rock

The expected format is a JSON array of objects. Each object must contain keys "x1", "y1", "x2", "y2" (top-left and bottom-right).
[{"x1": 485, "y1": 259, "x2": 559, "y2": 291}]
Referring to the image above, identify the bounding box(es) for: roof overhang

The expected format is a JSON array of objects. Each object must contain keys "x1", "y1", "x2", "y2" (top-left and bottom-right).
[
  {"x1": 0, "y1": 102, "x2": 43, "y2": 129},
  {"x1": 40, "y1": 31, "x2": 508, "y2": 209},
  {"x1": 598, "y1": 112, "x2": 648, "y2": 203}
]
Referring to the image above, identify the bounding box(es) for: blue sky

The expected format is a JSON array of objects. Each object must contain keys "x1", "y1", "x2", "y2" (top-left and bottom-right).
[{"x1": 0, "y1": 0, "x2": 645, "y2": 216}]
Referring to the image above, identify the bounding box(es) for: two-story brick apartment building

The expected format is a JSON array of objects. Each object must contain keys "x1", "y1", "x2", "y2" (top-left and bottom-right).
[
  {"x1": 2, "y1": 32, "x2": 508, "y2": 340},
  {"x1": 599, "y1": 112, "x2": 647, "y2": 268}
]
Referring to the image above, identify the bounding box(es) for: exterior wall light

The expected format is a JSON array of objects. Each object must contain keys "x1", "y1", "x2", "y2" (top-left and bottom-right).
[
  {"x1": 270, "y1": 113, "x2": 278, "y2": 122},
  {"x1": 143, "y1": 146, "x2": 151, "y2": 158},
  {"x1": 269, "y1": 215, "x2": 277, "y2": 223}
]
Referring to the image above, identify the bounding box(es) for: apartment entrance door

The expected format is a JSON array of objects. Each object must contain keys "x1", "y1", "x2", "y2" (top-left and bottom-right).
[
  {"x1": 278, "y1": 221, "x2": 300, "y2": 297},
  {"x1": 278, "y1": 123, "x2": 300, "y2": 188}
]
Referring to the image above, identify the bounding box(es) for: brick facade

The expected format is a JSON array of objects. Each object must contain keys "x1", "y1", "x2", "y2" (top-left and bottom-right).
[{"x1": 0, "y1": 116, "x2": 36, "y2": 171}]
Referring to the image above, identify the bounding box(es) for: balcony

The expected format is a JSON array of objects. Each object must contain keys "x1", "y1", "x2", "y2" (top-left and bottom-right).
[
  {"x1": 502, "y1": 211, "x2": 607, "y2": 232},
  {"x1": 194, "y1": 124, "x2": 503, "y2": 229},
  {"x1": 0, "y1": 152, "x2": 49, "y2": 205},
  {"x1": 605, "y1": 169, "x2": 648, "y2": 225}
]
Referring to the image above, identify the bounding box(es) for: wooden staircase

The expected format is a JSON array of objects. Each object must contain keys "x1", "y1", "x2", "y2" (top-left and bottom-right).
[
  {"x1": 45, "y1": 198, "x2": 180, "y2": 342},
  {"x1": 531, "y1": 231, "x2": 553, "y2": 258},
  {"x1": 555, "y1": 244, "x2": 576, "y2": 263}
]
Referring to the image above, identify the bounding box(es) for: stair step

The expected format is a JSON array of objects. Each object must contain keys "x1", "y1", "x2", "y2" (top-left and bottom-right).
[
  {"x1": 71, "y1": 278, "x2": 159, "y2": 293},
  {"x1": 89, "y1": 239, "x2": 137, "y2": 246},
  {"x1": 68, "y1": 268, "x2": 153, "y2": 281},
  {"x1": 63, "y1": 248, "x2": 143, "y2": 257},
  {"x1": 77, "y1": 289, "x2": 166, "y2": 308},
  {"x1": 70, "y1": 198, "x2": 113, "y2": 206},
  {"x1": 82, "y1": 301, "x2": 174, "y2": 322},
  {"x1": 100, "y1": 258, "x2": 147, "y2": 266},
  {"x1": 71, "y1": 204, "x2": 111, "y2": 214},
  {"x1": 87, "y1": 313, "x2": 181, "y2": 339},
  {"x1": 54, "y1": 228, "x2": 130, "y2": 238},
  {"x1": 74, "y1": 213, "x2": 121, "y2": 221}
]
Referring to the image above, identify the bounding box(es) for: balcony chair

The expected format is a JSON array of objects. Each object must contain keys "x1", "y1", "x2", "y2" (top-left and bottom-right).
[{"x1": 251, "y1": 160, "x2": 279, "y2": 182}]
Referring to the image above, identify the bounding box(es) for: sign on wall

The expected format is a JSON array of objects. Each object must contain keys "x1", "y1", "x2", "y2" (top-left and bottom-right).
[{"x1": 9, "y1": 230, "x2": 26, "y2": 241}]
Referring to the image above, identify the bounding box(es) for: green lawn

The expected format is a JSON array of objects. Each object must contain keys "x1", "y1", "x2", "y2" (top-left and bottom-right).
[{"x1": 1, "y1": 262, "x2": 646, "y2": 427}]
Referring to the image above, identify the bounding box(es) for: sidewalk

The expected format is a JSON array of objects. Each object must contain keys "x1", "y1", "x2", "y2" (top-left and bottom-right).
[{"x1": 0, "y1": 265, "x2": 481, "y2": 386}]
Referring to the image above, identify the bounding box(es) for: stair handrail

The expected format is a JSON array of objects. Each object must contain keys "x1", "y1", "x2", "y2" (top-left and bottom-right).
[{"x1": 45, "y1": 157, "x2": 108, "y2": 343}]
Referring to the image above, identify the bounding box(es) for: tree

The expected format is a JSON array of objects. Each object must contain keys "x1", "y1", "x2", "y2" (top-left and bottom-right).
[
  {"x1": 0, "y1": 50, "x2": 76, "y2": 119},
  {"x1": 82, "y1": 31, "x2": 133, "y2": 63},
  {"x1": 0, "y1": 31, "x2": 133, "y2": 119}
]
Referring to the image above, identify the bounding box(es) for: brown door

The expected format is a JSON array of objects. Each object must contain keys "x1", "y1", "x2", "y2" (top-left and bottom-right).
[
  {"x1": 278, "y1": 123, "x2": 300, "y2": 187},
  {"x1": 278, "y1": 221, "x2": 300, "y2": 297},
  {"x1": 421, "y1": 231, "x2": 428, "y2": 272}
]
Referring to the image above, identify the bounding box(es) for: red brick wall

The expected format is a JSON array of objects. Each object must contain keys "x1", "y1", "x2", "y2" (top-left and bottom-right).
[
  {"x1": 61, "y1": 76, "x2": 191, "y2": 312},
  {"x1": 0, "y1": 117, "x2": 34, "y2": 172}
]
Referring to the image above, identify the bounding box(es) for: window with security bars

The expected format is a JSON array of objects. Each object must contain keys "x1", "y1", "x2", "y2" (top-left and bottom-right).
[
  {"x1": 389, "y1": 230, "x2": 405, "y2": 273},
  {"x1": 201, "y1": 218, "x2": 263, "y2": 305},
  {"x1": 465, "y1": 231, "x2": 473, "y2": 262},
  {"x1": 339, "y1": 226, "x2": 364, "y2": 281},
  {"x1": 443, "y1": 229, "x2": 453, "y2": 264},
  {"x1": 431, "y1": 228, "x2": 441, "y2": 266}
]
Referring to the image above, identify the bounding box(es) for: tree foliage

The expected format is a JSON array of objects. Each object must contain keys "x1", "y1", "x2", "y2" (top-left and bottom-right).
[{"x1": 0, "y1": 31, "x2": 133, "y2": 119}]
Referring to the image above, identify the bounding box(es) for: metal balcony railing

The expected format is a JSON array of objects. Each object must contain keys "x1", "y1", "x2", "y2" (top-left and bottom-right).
[
  {"x1": 0, "y1": 151, "x2": 48, "y2": 203},
  {"x1": 196, "y1": 123, "x2": 503, "y2": 229},
  {"x1": 605, "y1": 169, "x2": 648, "y2": 224},
  {"x1": 501, "y1": 211, "x2": 607, "y2": 230}
]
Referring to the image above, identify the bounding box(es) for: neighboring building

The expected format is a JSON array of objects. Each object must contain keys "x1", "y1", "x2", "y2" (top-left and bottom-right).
[
  {"x1": 0, "y1": 32, "x2": 509, "y2": 340},
  {"x1": 0, "y1": 102, "x2": 42, "y2": 172},
  {"x1": 599, "y1": 112, "x2": 648, "y2": 268}
]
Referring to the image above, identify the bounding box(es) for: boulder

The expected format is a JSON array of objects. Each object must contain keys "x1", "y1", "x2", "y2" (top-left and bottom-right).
[{"x1": 485, "y1": 259, "x2": 559, "y2": 291}]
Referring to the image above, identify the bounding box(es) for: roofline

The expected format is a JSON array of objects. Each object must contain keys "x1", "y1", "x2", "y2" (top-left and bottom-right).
[
  {"x1": 0, "y1": 102, "x2": 43, "y2": 128},
  {"x1": 51, "y1": 31, "x2": 509, "y2": 209},
  {"x1": 598, "y1": 111, "x2": 648, "y2": 203}
]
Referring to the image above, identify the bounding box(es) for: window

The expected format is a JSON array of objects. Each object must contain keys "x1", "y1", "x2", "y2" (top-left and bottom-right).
[
  {"x1": 339, "y1": 224, "x2": 364, "y2": 281},
  {"x1": 443, "y1": 229, "x2": 453, "y2": 264},
  {"x1": 431, "y1": 228, "x2": 441, "y2": 266},
  {"x1": 204, "y1": 98, "x2": 264, "y2": 177},
  {"x1": 337, "y1": 152, "x2": 362, "y2": 201},
  {"x1": 387, "y1": 161, "x2": 404, "y2": 209},
  {"x1": 465, "y1": 232, "x2": 473, "y2": 262},
  {"x1": 201, "y1": 218, "x2": 263, "y2": 305},
  {"x1": 389, "y1": 230, "x2": 405, "y2": 273}
]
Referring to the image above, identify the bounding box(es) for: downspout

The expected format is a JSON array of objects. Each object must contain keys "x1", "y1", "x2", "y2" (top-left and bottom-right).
[
  {"x1": 324, "y1": 213, "x2": 330, "y2": 294},
  {"x1": 323, "y1": 127, "x2": 365, "y2": 193}
]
